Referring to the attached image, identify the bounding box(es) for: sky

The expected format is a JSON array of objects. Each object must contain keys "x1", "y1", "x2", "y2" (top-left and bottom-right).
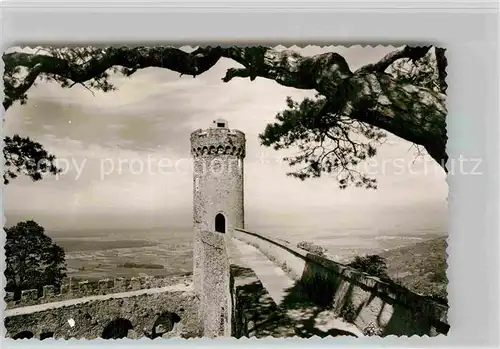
[{"x1": 2, "y1": 45, "x2": 448, "y2": 233}]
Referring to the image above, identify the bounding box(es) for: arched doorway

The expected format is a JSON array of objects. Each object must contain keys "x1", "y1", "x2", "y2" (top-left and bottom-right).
[
  {"x1": 101, "y1": 318, "x2": 134, "y2": 339},
  {"x1": 215, "y1": 213, "x2": 226, "y2": 234}
]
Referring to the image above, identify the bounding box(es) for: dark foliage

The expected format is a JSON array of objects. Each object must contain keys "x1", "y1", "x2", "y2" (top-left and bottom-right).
[
  {"x1": 3, "y1": 135, "x2": 61, "y2": 185},
  {"x1": 259, "y1": 50, "x2": 445, "y2": 189},
  {"x1": 120, "y1": 262, "x2": 164, "y2": 269},
  {"x1": 297, "y1": 241, "x2": 327, "y2": 257},
  {"x1": 348, "y1": 254, "x2": 389, "y2": 279},
  {"x1": 260, "y1": 95, "x2": 384, "y2": 189},
  {"x1": 4, "y1": 220, "x2": 67, "y2": 299}
]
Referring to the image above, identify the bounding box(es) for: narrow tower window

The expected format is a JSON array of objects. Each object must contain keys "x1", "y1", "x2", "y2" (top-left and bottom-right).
[
  {"x1": 215, "y1": 213, "x2": 226, "y2": 234},
  {"x1": 195, "y1": 177, "x2": 200, "y2": 191}
]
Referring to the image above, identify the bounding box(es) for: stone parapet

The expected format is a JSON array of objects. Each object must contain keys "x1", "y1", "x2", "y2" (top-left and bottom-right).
[
  {"x1": 4, "y1": 274, "x2": 192, "y2": 309},
  {"x1": 233, "y1": 228, "x2": 449, "y2": 337}
]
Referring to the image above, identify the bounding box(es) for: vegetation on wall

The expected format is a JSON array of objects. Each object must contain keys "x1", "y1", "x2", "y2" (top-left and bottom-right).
[{"x1": 347, "y1": 254, "x2": 390, "y2": 280}]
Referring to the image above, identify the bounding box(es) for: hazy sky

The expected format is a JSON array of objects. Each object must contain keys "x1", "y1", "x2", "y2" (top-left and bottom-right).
[{"x1": 3, "y1": 45, "x2": 448, "y2": 232}]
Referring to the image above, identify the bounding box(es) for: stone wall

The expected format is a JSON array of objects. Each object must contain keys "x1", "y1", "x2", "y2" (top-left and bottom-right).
[
  {"x1": 230, "y1": 264, "x2": 299, "y2": 338},
  {"x1": 234, "y1": 228, "x2": 449, "y2": 337},
  {"x1": 5, "y1": 282, "x2": 202, "y2": 339},
  {"x1": 5, "y1": 275, "x2": 189, "y2": 309},
  {"x1": 196, "y1": 230, "x2": 232, "y2": 338}
]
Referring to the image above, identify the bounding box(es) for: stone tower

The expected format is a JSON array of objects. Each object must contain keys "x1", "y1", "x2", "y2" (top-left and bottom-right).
[
  {"x1": 190, "y1": 118, "x2": 246, "y2": 237},
  {"x1": 190, "y1": 118, "x2": 245, "y2": 337}
]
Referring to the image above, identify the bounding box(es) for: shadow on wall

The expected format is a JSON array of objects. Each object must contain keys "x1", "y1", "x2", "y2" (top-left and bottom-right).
[
  {"x1": 233, "y1": 259, "x2": 449, "y2": 338},
  {"x1": 231, "y1": 265, "x2": 293, "y2": 338},
  {"x1": 231, "y1": 265, "x2": 358, "y2": 338},
  {"x1": 295, "y1": 255, "x2": 450, "y2": 336},
  {"x1": 233, "y1": 230, "x2": 449, "y2": 337}
]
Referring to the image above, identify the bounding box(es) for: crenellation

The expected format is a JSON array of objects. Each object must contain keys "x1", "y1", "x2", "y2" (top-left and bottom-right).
[
  {"x1": 129, "y1": 277, "x2": 141, "y2": 290},
  {"x1": 191, "y1": 144, "x2": 245, "y2": 157},
  {"x1": 114, "y1": 277, "x2": 125, "y2": 289},
  {"x1": 79, "y1": 280, "x2": 99, "y2": 295},
  {"x1": 5, "y1": 292, "x2": 15, "y2": 303},
  {"x1": 21, "y1": 289, "x2": 38, "y2": 303},
  {"x1": 60, "y1": 283, "x2": 70, "y2": 295},
  {"x1": 139, "y1": 276, "x2": 152, "y2": 288},
  {"x1": 190, "y1": 122, "x2": 246, "y2": 159},
  {"x1": 78, "y1": 280, "x2": 89, "y2": 293},
  {"x1": 70, "y1": 280, "x2": 80, "y2": 293},
  {"x1": 42, "y1": 285, "x2": 56, "y2": 298},
  {"x1": 6, "y1": 275, "x2": 184, "y2": 309},
  {"x1": 98, "y1": 278, "x2": 113, "y2": 291}
]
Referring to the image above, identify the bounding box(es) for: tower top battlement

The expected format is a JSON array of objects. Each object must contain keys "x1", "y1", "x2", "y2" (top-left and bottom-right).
[{"x1": 190, "y1": 120, "x2": 245, "y2": 158}]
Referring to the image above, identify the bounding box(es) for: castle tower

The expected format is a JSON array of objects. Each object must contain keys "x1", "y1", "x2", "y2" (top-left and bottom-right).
[
  {"x1": 190, "y1": 118, "x2": 245, "y2": 337},
  {"x1": 191, "y1": 118, "x2": 245, "y2": 236}
]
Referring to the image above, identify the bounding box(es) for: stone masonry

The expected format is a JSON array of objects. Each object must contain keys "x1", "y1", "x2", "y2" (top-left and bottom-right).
[
  {"x1": 5, "y1": 283, "x2": 201, "y2": 339},
  {"x1": 5, "y1": 275, "x2": 187, "y2": 309},
  {"x1": 190, "y1": 119, "x2": 245, "y2": 337}
]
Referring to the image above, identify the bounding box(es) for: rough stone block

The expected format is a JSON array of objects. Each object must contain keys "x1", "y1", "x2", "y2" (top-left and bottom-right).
[
  {"x1": 129, "y1": 277, "x2": 141, "y2": 290},
  {"x1": 98, "y1": 278, "x2": 114, "y2": 291},
  {"x1": 160, "y1": 277, "x2": 171, "y2": 288},
  {"x1": 4, "y1": 292, "x2": 15, "y2": 303},
  {"x1": 42, "y1": 285, "x2": 56, "y2": 298},
  {"x1": 5, "y1": 286, "x2": 202, "y2": 340},
  {"x1": 70, "y1": 279, "x2": 80, "y2": 293},
  {"x1": 21, "y1": 289, "x2": 38, "y2": 302},
  {"x1": 198, "y1": 230, "x2": 231, "y2": 337},
  {"x1": 156, "y1": 276, "x2": 166, "y2": 288},
  {"x1": 140, "y1": 276, "x2": 152, "y2": 288},
  {"x1": 60, "y1": 283, "x2": 70, "y2": 294},
  {"x1": 79, "y1": 281, "x2": 92, "y2": 294},
  {"x1": 149, "y1": 277, "x2": 160, "y2": 288},
  {"x1": 114, "y1": 277, "x2": 126, "y2": 290}
]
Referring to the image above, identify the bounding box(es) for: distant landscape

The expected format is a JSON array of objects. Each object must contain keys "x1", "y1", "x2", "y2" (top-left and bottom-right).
[
  {"x1": 381, "y1": 236, "x2": 448, "y2": 299},
  {"x1": 48, "y1": 226, "x2": 447, "y2": 299},
  {"x1": 297, "y1": 235, "x2": 448, "y2": 299},
  {"x1": 47, "y1": 227, "x2": 193, "y2": 281}
]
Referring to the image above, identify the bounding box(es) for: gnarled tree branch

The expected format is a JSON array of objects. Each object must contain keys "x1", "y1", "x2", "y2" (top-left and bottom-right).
[
  {"x1": 355, "y1": 45, "x2": 433, "y2": 74},
  {"x1": 3, "y1": 46, "x2": 224, "y2": 110},
  {"x1": 3, "y1": 45, "x2": 448, "y2": 187}
]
